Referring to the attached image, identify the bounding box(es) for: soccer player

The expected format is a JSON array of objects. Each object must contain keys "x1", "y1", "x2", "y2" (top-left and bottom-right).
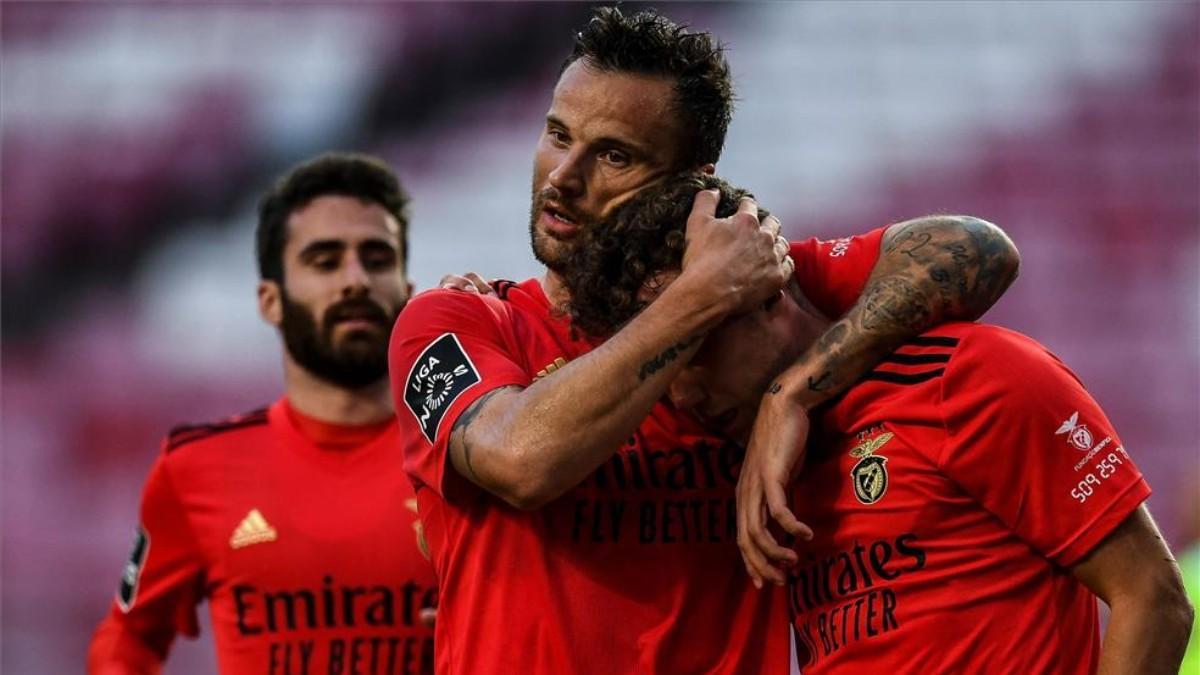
[
  {"x1": 389, "y1": 8, "x2": 1021, "y2": 675},
  {"x1": 88, "y1": 154, "x2": 438, "y2": 675},
  {"x1": 561, "y1": 172, "x2": 1194, "y2": 674}
]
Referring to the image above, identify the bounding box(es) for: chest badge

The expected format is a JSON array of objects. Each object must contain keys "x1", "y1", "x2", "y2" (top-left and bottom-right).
[
  {"x1": 849, "y1": 432, "x2": 894, "y2": 505},
  {"x1": 230, "y1": 508, "x2": 277, "y2": 549}
]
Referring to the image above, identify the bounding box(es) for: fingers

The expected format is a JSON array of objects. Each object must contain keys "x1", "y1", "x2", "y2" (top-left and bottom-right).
[
  {"x1": 418, "y1": 607, "x2": 437, "y2": 628},
  {"x1": 689, "y1": 188, "x2": 720, "y2": 220},
  {"x1": 735, "y1": 196, "x2": 760, "y2": 222},
  {"x1": 440, "y1": 273, "x2": 493, "y2": 294},
  {"x1": 765, "y1": 479, "x2": 813, "y2": 541},
  {"x1": 762, "y1": 214, "x2": 782, "y2": 240},
  {"x1": 463, "y1": 272, "x2": 493, "y2": 295},
  {"x1": 737, "y1": 470, "x2": 793, "y2": 588},
  {"x1": 773, "y1": 234, "x2": 789, "y2": 262}
]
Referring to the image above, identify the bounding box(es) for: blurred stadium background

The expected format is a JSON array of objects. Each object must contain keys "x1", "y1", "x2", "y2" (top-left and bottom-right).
[{"x1": 1, "y1": 1, "x2": 1196, "y2": 671}]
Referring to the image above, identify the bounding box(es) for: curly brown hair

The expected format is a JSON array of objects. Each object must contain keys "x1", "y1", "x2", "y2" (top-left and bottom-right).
[{"x1": 561, "y1": 172, "x2": 767, "y2": 337}]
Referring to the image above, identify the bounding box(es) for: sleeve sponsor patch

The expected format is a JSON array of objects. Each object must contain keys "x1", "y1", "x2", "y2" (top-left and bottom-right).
[
  {"x1": 404, "y1": 333, "x2": 482, "y2": 444},
  {"x1": 117, "y1": 525, "x2": 149, "y2": 612}
]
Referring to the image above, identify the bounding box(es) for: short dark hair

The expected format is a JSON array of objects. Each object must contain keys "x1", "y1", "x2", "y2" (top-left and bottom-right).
[
  {"x1": 561, "y1": 172, "x2": 765, "y2": 337},
  {"x1": 256, "y1": 152, "x2": 409, "y2": 282},
  {"x1": 563, "y1": 6, "x2": 734, "y2": 168}
]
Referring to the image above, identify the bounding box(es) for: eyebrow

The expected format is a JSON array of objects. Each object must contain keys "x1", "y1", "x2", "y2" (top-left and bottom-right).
[
  {"x1": 298, "y1": 238, "x2": 398, "y2": 259},
  {"x1": 546, "y1": 114, "x2": 648, "y2": 157}
]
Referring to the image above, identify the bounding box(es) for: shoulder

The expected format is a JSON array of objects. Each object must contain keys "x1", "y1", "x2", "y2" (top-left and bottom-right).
[
  {"x1": 162, "y1": 406, "x2": 271, "y2": 456},
  {"x1": 943, "y1": 323, "x2": 1066, "y2": 383},
  {"x1": 395, "y1": 288, "x2": 518, "y2": 333}
]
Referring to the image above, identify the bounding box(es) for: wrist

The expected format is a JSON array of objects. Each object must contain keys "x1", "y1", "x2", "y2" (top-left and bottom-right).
[
  {"x1": 770, "y1": 368, "x2": 831, "y2": 412},
  {"x1": 658, "y1": 272, "x2": 733, "y2": 333}
]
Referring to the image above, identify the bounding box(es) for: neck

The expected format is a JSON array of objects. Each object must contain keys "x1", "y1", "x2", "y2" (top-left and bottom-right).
[
  {"x1": 281, "y1": 353, "x2": 394, "y2": 425},
  {"x1": 540, "y1": 269, "x2": 573, "y2": 309}
]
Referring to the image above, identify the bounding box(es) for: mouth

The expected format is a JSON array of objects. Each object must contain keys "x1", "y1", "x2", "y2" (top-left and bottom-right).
[{"x1": 540, "y1": 203, "x2": 581, "y2": 237}]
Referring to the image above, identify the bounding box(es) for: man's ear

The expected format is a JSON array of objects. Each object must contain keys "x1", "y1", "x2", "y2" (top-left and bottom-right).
[
  {"x1": 699, "y1": 163, "x2": 716, "y2": 175},
  {"x1": 258, "y1": 279, "x2": 283, "y2": 327}
]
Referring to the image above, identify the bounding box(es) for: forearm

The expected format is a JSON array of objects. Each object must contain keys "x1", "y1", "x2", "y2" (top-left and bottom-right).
[
  {"x1": 1097, "y1": 596, "x2": 1193, "y2": 675},
  {"x1": 776, "y1": 215, "x2": 1019, "y2": 408},
  {"x1": 456, "y1": 278, "x2": 723, "y2": 508}
]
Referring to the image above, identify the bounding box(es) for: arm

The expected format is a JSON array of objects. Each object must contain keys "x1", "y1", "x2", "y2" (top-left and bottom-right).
[
  {"x1": 1073, "y1": 506, "x2": 1193, "y2": 675},
  {"x1": 777, "y1": 215, "x2": 1018, "y2": 410},
  {"x1": 737, "y1": 216, "x2": 1020, "y2": 585},
  {"x1": 450, "y1": 191, "x2": 790, "y2": 510},
  {"x1": 88, "y1": 456, "x2": 204, "y2": 674}
]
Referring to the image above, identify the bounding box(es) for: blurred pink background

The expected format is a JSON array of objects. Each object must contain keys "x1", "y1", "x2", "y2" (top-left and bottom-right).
[{"x1": 2, "y1": 2, "x2": 1197, "y2": 671}]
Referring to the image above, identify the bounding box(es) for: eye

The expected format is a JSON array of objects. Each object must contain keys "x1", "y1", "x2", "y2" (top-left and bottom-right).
[
  {"x1": 547, "y1": 128, "x2": 570, "y2": 147},
  {"x1": 599, "y1": 149, "x2": 630, "y2": 167},
  {"x1": 361, "y1": 249, "x2": 397, "y2": 271},
  {"x1": 311, "y1": 255, "x2": 339, "y2": 271}
]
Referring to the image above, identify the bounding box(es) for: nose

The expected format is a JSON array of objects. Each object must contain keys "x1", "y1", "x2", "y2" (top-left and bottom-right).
[
  {"x1": 339, "y1": 254, "x2": 371, "y2": 298},
  {"x1": 547, "y1": 147, "x2": 586, "y2": 198},
  {"x1": 668, "y1": 370, "x2": 707, "y2": 412}
]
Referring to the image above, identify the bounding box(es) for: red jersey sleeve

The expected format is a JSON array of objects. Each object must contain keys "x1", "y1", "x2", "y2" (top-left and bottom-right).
[
  {"x1": 937, "y1": 325, "x2": 1151, "y2": 567},
  {"x1": 389, "y1": 290, "x2": 532, "y2": 501},
  {"x1": 87, "y1": 453, "x2": 205, "y2": 674},
  {"x1": 788, "y1": 226, "x2": 885, "y2": 319}
]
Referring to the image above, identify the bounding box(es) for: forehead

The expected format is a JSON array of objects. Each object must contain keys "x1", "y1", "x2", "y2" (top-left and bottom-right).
[
  {"x1": 284, "y1": 194, "x2": 401, "y2": 251},
  {"x1": 550, "y1": 60, "x2": 685, "y2": 156}
]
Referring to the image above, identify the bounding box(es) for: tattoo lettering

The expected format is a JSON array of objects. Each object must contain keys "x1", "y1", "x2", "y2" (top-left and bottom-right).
[
  {"x1": 807, "y1": 371, "x2": 833, "y2": 392},
  {"x1": 637, "y1": 335, "x2": 702, "y2": 381},
  {"x1": 451, "y1": 387, "x2": 517, "y2": 482},
  {"x1": 860, "y1": 276, "x2": 933, "y2": 333}
]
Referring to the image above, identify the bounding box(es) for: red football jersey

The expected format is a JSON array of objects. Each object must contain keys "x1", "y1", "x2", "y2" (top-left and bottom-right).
[
  {"x1": 791, "y1": 323, "x2": 1150, "y2": 673},
  {"x1": 388, "y1": 229, "x2": 884, "y2": 675},
  {"x1": 89, "y1": 399, "x2": 437, "y2": 675}
]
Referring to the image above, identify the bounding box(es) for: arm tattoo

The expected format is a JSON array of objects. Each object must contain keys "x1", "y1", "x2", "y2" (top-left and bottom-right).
[
  {"x1": 450, "y1": 386, "x2": 517, "y2": 482},
  {"x1": 783, "y1": 217, "x2": 1017, "y2": 407},
  {"x1": 637, "y1": 334, "x2": 702, "y2": 381},
  {"x1": 767, "y1": 382, "x2": 783, "y2": 395},
  {"x1": 879, "y1": 216, "x2": 1019, "y2": 323}
]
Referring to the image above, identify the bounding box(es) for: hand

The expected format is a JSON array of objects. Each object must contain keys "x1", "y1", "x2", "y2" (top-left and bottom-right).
[
  {"x1": 736, "y1": 389, "x2": 814, "y2": 588},
  {"x1": 679, "y1": 190, "x2": 793, "y2": 318},
  {"x1": 439, "y1": 272, "x2": 494, "y2": 295},
  {"x1": 419, "y1": 606, "x2": 437, "y2": 628}
]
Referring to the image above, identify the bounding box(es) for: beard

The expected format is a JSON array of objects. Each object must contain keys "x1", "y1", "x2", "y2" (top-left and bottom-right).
[
  {"x1": 279, "y1": 292, "x2": 400, "y2": 389},
  {"x1": 528, "y1": 185, "x2": 589, "y2": 273}
]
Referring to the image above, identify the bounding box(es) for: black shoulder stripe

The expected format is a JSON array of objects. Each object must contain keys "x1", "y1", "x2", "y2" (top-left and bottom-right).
[
  {"x1": 904, "y1": 336, "x2": 960, "y2": 347},
  {"x1": 883, "y1": 353, "x2": 951, "y2": 366},
  {"x1": 490, "y1": 279, "x2": 518, "y2": 300},
  {"x1": 863, "y1": 368, "x2": 945, "y2": 385},
  {"x1": 165, "y1": 407, "x2": 269, "y2": 452}
]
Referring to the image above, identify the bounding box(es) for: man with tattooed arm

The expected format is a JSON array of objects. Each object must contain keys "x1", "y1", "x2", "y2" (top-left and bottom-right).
[
  {"x1": 388, "y1": 7, "x2": 1022, "y2": 674},
  {"x1": 560, "y1": 172, "x2": 1192, "y2": 674}
]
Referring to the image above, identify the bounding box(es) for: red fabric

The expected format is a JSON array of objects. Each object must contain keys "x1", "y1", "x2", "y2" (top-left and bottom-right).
[
  {"x1": 388, "y1": 228, "x2": 877, "y2": 675},
  {"x1": 789, "y1": 227, "x2": 886, "y2": 319},
  {"x1": 792, "y1": 323, "x2": 1150, "y2": 673},
  {"x1": 88, "y1": 400, "x2": 436, "y2": 675}
]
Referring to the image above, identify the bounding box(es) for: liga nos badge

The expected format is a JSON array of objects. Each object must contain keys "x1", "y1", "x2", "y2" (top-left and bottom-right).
[
  {"x1": 850, "y1": 432, "x2": 894, "y2": 505},
  {"x1": 405, "y1": 333, "x2": 481, "y2": 443}
]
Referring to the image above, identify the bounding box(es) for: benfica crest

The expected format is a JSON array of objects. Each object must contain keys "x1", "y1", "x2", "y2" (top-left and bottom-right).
[
  {"x1": 849, "y1": 432, "x2": 894, "y2": 505},
  {"x1": 1055, "y1": 411, "x2": 1094, "y2": 451}
]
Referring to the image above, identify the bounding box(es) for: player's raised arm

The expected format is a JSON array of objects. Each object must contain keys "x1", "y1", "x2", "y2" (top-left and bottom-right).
[
  {"x1": 440, "y1": 191, "x2": 791, "y2": 510},
  {"x1": 738, "y1": 215, "x2": 1020, "y2": 585}
]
